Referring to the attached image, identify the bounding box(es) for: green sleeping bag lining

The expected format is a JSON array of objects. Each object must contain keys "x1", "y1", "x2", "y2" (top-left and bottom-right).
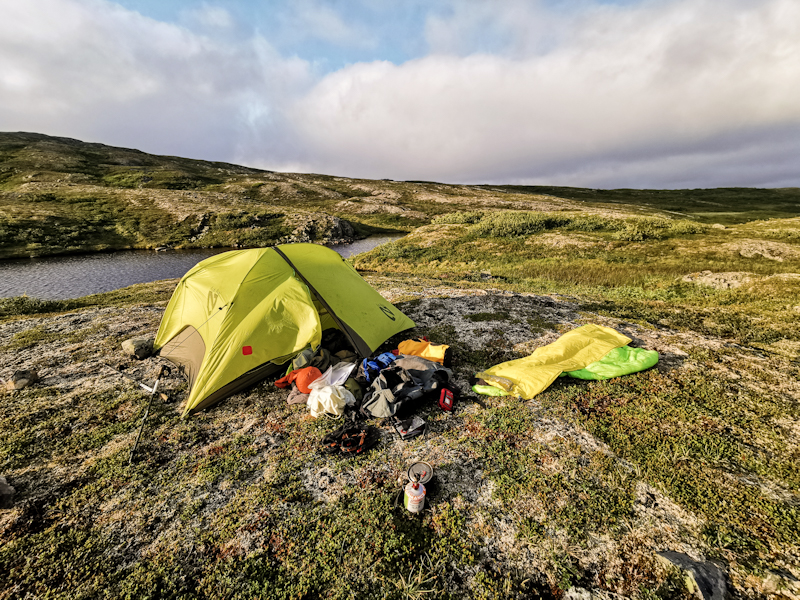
[{"x1": 561, "y1": 345, "x2": 659, "y2": 380}]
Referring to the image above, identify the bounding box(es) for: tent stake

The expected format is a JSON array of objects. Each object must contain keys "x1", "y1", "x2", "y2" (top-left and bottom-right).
[
  {"x1": 103, "y1": 363, "x2": 169, "y2": 400},
  {"x1": 129, "y1": 366, "x2": 164, "y2": 465}
]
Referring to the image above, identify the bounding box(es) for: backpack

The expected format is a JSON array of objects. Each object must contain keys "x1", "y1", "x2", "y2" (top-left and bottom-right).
[{"x1": 360, "y1": 356, "x2": 453, "y2": 419}]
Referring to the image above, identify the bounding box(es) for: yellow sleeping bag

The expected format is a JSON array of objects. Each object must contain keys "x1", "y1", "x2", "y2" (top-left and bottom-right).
[{"x1": 476, "y1": 324, "x2": 631, "y2": 399}]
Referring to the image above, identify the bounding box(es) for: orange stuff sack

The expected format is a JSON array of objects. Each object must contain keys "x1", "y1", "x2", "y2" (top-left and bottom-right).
[
  {"x1": 275, "y1": 366, "x2": 323, "y2": 394},
  {"x1": 398, "y1": 339, "x2": 452, "y2": 367}
]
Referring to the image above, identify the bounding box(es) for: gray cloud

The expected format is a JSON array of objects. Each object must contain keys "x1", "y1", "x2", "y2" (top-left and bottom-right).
[{"x1": 282, "y1": 0, "x2": 800, "y2": 186}]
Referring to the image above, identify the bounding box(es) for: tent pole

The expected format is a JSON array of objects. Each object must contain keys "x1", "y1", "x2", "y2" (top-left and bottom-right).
[
  {"x1": 129, "y1": 366, "x2": 164, "y2": 465},
  {"x1": 273, "y1": 247, "x2": 370, "y2": 357}
]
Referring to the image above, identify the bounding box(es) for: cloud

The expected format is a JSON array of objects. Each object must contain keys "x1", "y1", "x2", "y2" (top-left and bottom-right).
[
  {"x1": 272, "y1": 0, "x2": 376, "y2": 49},
  {"x1": 0, "y1": 0, "x2": 310, "y2": 161},
  {"x1": 1, "y1": 0, "x2": 798, "y2": 188},
  {"x1": 424, "y1": 0, "x2": 564, "y2": 58},
  {"x1": 282, "y1": 0, "x2": 800, "y2": 186}
]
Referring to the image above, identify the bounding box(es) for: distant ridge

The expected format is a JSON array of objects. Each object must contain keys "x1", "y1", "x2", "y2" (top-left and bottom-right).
[{"x1": 1, "y1": 131, "x2": 798, "y2": 259}]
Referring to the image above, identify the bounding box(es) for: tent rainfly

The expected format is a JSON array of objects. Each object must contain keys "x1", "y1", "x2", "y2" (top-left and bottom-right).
[{"x1": 153, "y1": 244, "x2": 415, "y2": 416}]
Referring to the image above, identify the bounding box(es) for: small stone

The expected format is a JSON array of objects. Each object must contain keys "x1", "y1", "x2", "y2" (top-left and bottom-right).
[
  {"x1": 0, "y1": 475, "x2": 15, "y2": 508},
  {"x1": 6, "y1": 369, "x2": 39, "y2": 391},
  {"x1": 656, "y1": 551, "x2": 727, "y2": 600},
  {"x1": 563, "y1": 587, "x2": 593, "y2": 600},
  {"x1": 122, "y1": 337, "x2": 154, "y2": 360},
  {"x1": 763, "y1": 571, "x2": 800, "y2": 600}
]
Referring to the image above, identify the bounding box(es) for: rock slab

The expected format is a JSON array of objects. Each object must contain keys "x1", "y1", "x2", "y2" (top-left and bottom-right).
[
  {"x1": 122, "y1": 337, "x2": 154, "y2": 360},
  {"x1": 0, "y1": 475, "x2": 15, "y2": 508},
  {"x1": 657, "y1": 551, "x2": 727, "y2": 600},
  {"x1": 5, "y1": 369, "x2": 39, "y2": 391}
]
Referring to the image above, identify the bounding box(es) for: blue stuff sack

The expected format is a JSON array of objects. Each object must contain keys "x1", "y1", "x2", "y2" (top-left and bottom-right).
[{"x1": 361, "y1": 352, "x2": 398, "y2": 383}]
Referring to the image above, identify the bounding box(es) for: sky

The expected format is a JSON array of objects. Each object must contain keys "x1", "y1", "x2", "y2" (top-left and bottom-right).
[{"x1": 1, "y1": 0, "x2": 799, "y2": 189}]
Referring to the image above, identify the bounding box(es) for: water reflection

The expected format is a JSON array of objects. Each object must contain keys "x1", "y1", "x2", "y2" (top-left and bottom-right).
[{"x1": 0, "y1": 234, "x2": 403, "y2": 300}]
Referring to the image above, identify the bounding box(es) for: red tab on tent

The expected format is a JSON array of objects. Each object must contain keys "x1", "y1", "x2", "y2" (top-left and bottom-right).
[{"x1": 242, "y1": 346, "x2": 253, "y2": 355}]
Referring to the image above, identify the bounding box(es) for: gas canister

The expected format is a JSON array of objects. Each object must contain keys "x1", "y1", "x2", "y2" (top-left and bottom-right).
[{"x1": 403, "y1": 480, "x2": 426, "y2": 513}]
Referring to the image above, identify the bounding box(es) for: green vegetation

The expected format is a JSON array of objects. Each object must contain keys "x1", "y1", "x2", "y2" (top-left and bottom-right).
[
  {"x1": 479, "y1": 185, "x2": 800, "y2": 225},
  {"x1": 0, "y1": 191, "x2": 292, "y2": 258},
  {"x1": 0, "y1": 363, "x2": 484, "y2": 599},
  {"x1": 540, "y1": 364, "x2": 800, "y2": 577},
  {"x1": 355, "y1": 210, "x2": 800, "y2": 359},
  {"x1": 0, "y1": 280, "x2": 175, "y2": 320},
  {"x1": 1, "y1": 132, "x2": 799, "y2": 598},
  {"x1": 434, "y1": 211, "x2": 709, "y2": 240},
  {"x1": 4, "y1": 132, "x2": 798, "y2": 258}
]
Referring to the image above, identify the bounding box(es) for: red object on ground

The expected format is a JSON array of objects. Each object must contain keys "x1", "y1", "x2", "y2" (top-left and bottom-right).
[
  {"x1": 439, "y1": 388, "x2": 454, "y2": 411},
  {"x1": 275, "y1": 366, "x2": 323, "y2": 394}
]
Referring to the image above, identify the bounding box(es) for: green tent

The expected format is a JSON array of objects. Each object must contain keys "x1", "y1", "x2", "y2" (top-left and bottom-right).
[{"x1": 153, "y1": 244, "x2": 415, "y2": 416}]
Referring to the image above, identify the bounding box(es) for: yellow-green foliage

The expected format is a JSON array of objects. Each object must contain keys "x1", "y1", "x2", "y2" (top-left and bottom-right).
[
  {"x1": 434, "y1": 210, "x2": 709, "y2": 240},
  {"x1": 355, "y1": 210, "x2": 800, "y2": 358},
  {"x1": 432, "y1": 211, "x2": 485, "y2": 225},
  {"x1": 541, "y1": 366, "x2": 800, "y2": 570},
  {"x1": 0, "y1": 280, "x2": 175, "y2": 320}
]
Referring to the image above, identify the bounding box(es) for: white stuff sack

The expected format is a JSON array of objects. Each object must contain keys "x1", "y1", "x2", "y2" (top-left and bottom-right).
[
  {"x1": 309, "y1": 362, "x2": 356, "y2": 389},
  {"x1": 307, "y1": 385, "x2": 355, "y2": 418}
]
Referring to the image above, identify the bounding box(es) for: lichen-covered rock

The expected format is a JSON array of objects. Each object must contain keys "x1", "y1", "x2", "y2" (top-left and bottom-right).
[
  {"x1": 122, "y1": 337, "x2": 153, "y2": 360},
  {"x1": 681, "y1": 271, "x2": 756, "y2": 289},
  {"x1": 0, "y1": 475, "x2": 15, "y2": 508},
  {"x1": 656, "y1": 551, "x2": 727, "y2": 600},
  {"x1": 284, "y1": 213, "x2": 356, "y2": 244},
  {"x1": 5, "y1": 369, "x2": 38, "y2": 391},
  {"x1": 723, "y1": 240, "x2": 799, "y2": 262}
]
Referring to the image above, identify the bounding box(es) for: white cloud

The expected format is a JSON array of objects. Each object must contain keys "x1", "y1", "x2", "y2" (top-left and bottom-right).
[
  {"x1": 0, "y1": 0, "x2": 798, "y2": 188},
  {"x1": 424, "y1": 0, "x2": 563, "y2": 58},
  {"x1": 282, "y1": 0, "x2": 800, "y2": 186},
  {"x1": 188, "y1": 4, "x2": 235, "y2": 29},
  {"x1": 273, "y1": 0, "x2": 376, "y2": 49},
  {"x1": 0, "y1": 0, "x2": 310, "y2": 160}
]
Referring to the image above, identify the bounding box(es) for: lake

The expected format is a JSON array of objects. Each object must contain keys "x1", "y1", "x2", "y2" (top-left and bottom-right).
[{"x1": 0, "y1": 235, "x2": 402, "y2": 300}]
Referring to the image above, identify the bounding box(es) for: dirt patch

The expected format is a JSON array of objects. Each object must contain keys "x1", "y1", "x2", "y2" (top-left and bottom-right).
[
  {"x1": 681, "y1": 271, "x2": 758, "y2": 289},
  {"x1": 335, "y1": 199, "x2": 426, "y2": 219},
  {"x1": 525, "y1": 232, "x2": 599, "y2": 248},
  {"x1": 722, "y1": 239, "x2": 800, "y2": 262},
  {"x1": 348, "y1": 184, "x2": 402, "y2": 201},
  {"x1": 404, "y1": 223, "x2": 467, "y2": 248}
]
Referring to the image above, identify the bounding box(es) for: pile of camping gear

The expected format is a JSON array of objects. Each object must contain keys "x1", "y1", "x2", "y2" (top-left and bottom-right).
[
  {"x1": 273, "y1": 333, "x2": 456, "y2": 455},
  {"x1": 133, "y1": 243, "x2": 660, "y2": 509}
]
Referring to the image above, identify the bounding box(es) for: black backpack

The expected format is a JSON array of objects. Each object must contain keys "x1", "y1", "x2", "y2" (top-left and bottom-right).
[{"x1": 359, "y1": 356, "x2": 452, "y2": 419}]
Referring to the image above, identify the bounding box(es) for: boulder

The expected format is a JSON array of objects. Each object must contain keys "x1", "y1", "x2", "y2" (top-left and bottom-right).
[
  {"x1": 122, "y1": 337, "x2": 154, "y2": 360},
  {"x1": 5, "y1": 369, "x2": 38, "y2": 391},
  {"x1": 287, "y1": 213, "x2": 356, "y2": 244},
  {"x1": 762, "y1": 571, "x2": 800, "y2": 600},
  {"x1": 0, "y1": 475, "x2": 15, "y2": 508},
  {"x1": 656, "y1": 551, "x2": 727, "y2": 600}
]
